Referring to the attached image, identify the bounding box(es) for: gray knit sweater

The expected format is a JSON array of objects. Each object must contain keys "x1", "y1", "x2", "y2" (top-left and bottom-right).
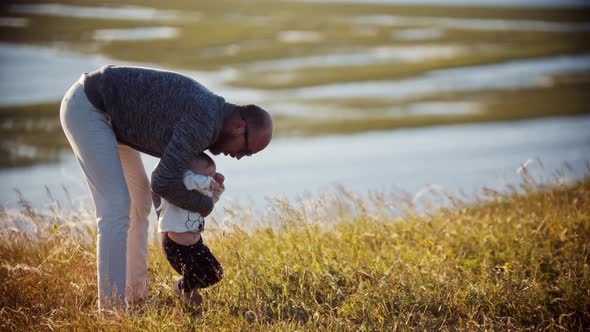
[{"x1": 82, "y1": 65, "x2": 233, "y2": 216}]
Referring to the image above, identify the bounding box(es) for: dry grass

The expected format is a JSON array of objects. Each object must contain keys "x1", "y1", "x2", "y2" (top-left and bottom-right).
[{"x1": 1, "y1": 169, "x2": 589, "y2": 331}]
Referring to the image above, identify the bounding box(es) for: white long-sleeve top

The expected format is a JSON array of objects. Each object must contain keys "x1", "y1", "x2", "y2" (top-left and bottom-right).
[{"x1": 157, "y1": 171, "x2": 216, "y2": 233}]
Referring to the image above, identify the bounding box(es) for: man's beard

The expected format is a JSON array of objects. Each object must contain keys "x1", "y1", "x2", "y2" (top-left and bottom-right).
[{"x1": 208, "y1": 143, "x2": 221, "y2": 155}]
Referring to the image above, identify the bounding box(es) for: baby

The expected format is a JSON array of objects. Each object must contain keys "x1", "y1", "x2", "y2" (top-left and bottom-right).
[{"x1": 153, "y1": 152, "x2": 224, "y2": 305}]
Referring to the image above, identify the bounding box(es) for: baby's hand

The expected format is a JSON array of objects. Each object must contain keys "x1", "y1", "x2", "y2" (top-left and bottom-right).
[
  {"x1": 213, "y1": 172, "x2": 225, "y2": 192},
  {"x1": 210, "y1": 179, "x2": 224, "y2": 203},
  {"x1": 214, "y1": 172, "x2": 225, "y2": 187},
  {"x1": 210, "y1": 181, "x2": 222, "y2": 193},
  {"x1": 212, "y1": 191, "x2": 221, "y2": 203}
]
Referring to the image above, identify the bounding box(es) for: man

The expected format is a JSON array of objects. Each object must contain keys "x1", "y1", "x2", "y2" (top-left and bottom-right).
[{"x1": 59, "y1": 65, "x2": 272, "y2": 311}]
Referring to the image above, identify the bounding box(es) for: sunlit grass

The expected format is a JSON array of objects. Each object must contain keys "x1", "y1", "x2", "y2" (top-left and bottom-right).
[{"x1": 1, "y1": 170, "x2": 589, "y2": 330}]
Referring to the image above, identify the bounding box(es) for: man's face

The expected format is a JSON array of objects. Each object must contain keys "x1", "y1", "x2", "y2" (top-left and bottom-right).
[
  {"x1": 209, "y1": 108, "x2": 272, "y2": 159},
  {"x1": 208, "y1": 131, "x2": 250, "y2": 160},
  {"x1": 209, "y1": 113, "x2": 252, "y2": 160}
]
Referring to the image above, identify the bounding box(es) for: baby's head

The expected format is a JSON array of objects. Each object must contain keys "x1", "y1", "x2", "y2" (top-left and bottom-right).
[{"x1": 190, "y1": 153, "x2": 216, "y2": 177}]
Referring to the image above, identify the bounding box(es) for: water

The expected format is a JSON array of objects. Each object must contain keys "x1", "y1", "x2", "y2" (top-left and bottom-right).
[
  {"x1": 1, "y1": 115, "x2": 588, "y2": 211},
  {"x1": 0, "y1": 42, "x2": 588, "y2": 207},
  {"x1": 355, "y1": 15, "x2": 590, "y2": 32},
  {"x1": 7, "y1": 3, "x2": 181, "y2": 21},
  {"x1": 242, "y1": 45, "x2": 474, "y2": 71},
  {"x1": 287, "y1": 53, "x2": 590, "y2": 100},
  {"x1": 397, "y1": 101, "x2": 479, "y2": 116},
  {"x1": 0, "y1": 43, "x2": 267, "y2": 107},
  {"x1": 392, "y1": 28, "x2": 444, "y2": 40},
  {"x1": 0, "y1": 43, "x2": 110, "y2": 106},
  {"x1": 277, "y1": 31, "x2": 323, "y2": 43},
  {"x1": 297, "y1": 0, "x2": 590, "y2": 8},
  {"x1": 1, "y1": 0, "x2": 589, "y2": 213},
  {"x1": 1, "y1": 42, "x2": 588, "y2": 111},
  {"x1": 0, "y1": 17, "x2": 28, "y2": 28},
  {"x1": 93, "y1": 27, "x2": 178, "y2": 41}
]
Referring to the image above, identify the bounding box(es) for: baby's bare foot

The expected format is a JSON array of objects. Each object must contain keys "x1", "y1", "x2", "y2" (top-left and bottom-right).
[
  {"x1": 186, "y1": 289, "x2": 203, "y2": 306},
  {"x1": 174, "y1": 280, "x2": 203, "y2": 306}
]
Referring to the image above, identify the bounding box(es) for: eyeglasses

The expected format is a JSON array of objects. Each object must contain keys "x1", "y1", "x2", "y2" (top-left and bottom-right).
[{"x1": 240, "y1": 111, "x2": 252, "y2": 156}]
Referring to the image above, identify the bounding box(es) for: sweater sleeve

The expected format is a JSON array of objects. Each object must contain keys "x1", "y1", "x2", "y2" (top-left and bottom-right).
[{"x1": 151, "y1": 115, "x2": 214, "y2": 216}]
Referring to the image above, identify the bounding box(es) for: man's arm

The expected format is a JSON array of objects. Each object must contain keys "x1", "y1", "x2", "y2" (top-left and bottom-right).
[
  {"x1": 151, "y1": 191, "x2": 162, "y2": 218},
  {"x1": 151, "y1": 119, "x2": 214, "y2": 216}
]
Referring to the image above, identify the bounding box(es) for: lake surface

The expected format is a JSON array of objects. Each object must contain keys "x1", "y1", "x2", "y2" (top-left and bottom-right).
[
  {"x1": 0, "y1": 42, "x2": 262, "y2": 107},
  {"x1": 287, "y1": 53, "x2": 590, "y2": 100},
  {"x1": 295, "y1": 0, "x2": 590, "y2": 8},
  {"x1": 2, "y1": 42, "x2": 589, "y2": 115},
  {"x1": 6, "y1": 3, "x2": 181, "y2": 21},
  {"x1": 1, "y1": 0, "x2": 589, "y2": 218},
  {"x1": 0, "y1": 43, "x2": 110, "y2": 106},
  {"x1": 1, "y1": 115, "x2": 588, "y2": 212}
]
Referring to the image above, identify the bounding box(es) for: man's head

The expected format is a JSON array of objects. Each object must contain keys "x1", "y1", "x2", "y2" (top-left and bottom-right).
[
  {"x1": 190, "y1": 153, "x2": 216, "y2": 177},
  {"x1": 209, "y1": 104, "x2": 273, "y2": 160}
]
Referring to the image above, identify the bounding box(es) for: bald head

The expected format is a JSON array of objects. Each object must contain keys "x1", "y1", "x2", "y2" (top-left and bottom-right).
[{"x1": 240, "y1": 104, "x2": 273, "y2": 154}]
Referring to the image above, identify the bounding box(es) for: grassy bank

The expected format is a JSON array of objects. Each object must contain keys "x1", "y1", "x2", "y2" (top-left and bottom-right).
[{"x1": 1, "y1": 174, "x2": 589, "y2": 330}]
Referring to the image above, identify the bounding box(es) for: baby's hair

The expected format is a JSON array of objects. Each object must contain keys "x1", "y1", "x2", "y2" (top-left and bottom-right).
[{"x1": 190, "y1": 152, "x2": 215, "y2": 174}]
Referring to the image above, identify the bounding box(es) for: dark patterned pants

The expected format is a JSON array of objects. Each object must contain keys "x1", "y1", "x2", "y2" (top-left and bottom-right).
[{"x1": 162, "y1": 233, "x2": 224, "y2": 293}]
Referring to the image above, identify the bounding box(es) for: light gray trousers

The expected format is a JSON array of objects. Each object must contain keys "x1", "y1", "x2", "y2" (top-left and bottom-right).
[{"x1": 60, "y1": 76, "x2": 151, "y2": 310}]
